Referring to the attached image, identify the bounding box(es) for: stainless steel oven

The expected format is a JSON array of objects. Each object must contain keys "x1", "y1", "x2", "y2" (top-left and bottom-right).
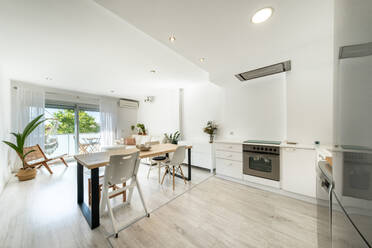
[{"x1": 242, "y1": 144, "x2": 280, "y2": 181}]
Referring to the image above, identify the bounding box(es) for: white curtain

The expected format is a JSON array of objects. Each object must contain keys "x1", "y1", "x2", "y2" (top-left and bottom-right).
[
  {"x1": 10, "y1": 83, "x2": 45, "y2": 171},
  {"x1": 100, "y1": 98, "x2": 118, "y2": 147}
]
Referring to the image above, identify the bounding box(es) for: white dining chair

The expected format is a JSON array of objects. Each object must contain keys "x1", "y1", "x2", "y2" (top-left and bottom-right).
[
  {"x1": 161, "y1": 145, "x2": 187, "y2": 190},
  {"x1": 145, "y1": 141, "x2": 168, "y2": 182},
  {"x1": 100, "y1": 151, "x2": 149, "y2": 238}
]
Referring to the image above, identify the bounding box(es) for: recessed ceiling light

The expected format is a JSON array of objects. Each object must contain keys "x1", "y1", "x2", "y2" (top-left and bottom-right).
[
  {"x1": 150, "y1": 69, "x2": 156, "y2": 73},
  {"x1": 199, "y1": 58, "x2": 206, "y2": 62},
  {"x1": 45, "y1": 76, "x2": 53, "y2": 81},
  {"x1": 169, "y1": 34, "x2": 176, "y2": 42},
  {"x1": 110, "y1": 89, "x2": 115, "y2": 93},
  {"x1": 251, "y1": 7, "x2": 273, "y2": 24}
]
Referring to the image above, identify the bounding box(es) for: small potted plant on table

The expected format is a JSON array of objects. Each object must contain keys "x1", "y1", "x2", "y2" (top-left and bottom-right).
[{"x1": 2, "y1": 114, "x2": 45, "y2": 181}]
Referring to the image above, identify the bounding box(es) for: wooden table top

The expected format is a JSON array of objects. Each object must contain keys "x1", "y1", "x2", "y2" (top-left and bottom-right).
[{"x1": 74, "y1": 143, "x2": 192, "y2": 169}]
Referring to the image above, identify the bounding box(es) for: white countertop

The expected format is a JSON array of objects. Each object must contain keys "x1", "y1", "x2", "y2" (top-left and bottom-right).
[{"x1": 215, "y1": 138, "x2": 333, "y2": 150}]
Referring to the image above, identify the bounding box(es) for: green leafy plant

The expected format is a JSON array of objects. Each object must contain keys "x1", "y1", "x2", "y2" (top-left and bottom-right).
[
  {"x1": 131, "y1": 125, "x2": 135, "y2": 131},
  {"x1": 164, "y1": 131, "x2": 181, "y2": 144},
  {"x1": 203, "y1": 121, "x2": 218, "y2": 143},
  {"x1": 136, "y1": 123, "x2": 146, "y2": 135},
  {"x1": 2, "y1": 114, "x2": 45, "y2": 169}
]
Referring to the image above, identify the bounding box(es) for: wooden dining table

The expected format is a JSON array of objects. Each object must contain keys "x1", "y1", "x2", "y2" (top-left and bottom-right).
[{"x1": 74, "y1": 143, "x2": 192, "y2": 229}]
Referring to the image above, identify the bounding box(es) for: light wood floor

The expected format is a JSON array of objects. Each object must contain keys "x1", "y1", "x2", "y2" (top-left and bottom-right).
[
  {"x1": 0, "y1": 160, "x2": 347, "y2": 248},
  {"x1": 0, "y1": 161, "x2": 211, "y2": 248}
]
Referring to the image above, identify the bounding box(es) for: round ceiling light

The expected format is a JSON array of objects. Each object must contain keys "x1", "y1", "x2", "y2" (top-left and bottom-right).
[
  {"x1": 251, "y1": 7, "x2": 273, "y2": 24},
  {"x1": 199, "y1": 58, "x2": 206, "y2": 62}
]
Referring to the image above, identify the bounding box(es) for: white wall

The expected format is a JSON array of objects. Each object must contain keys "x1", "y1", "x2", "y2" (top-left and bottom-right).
[
  {"x1": 118, "y1": 105, "x2": 138, "y2": 138},
  {"x1": 0, "y1": 67, "x2": 11, "y2": 194},
  {"x1": 285, "y1": 35, "x2": 334, "y2": 145},
  {"x1": 182, "y1": 82, "x2": 223, "y2": 141},
  {"x1": 137, "y1": 89, "x2": 180, "y2": 138},
  {"x1": 220, "y1": 74, "x2": 287, "y2": 141},
  {"x1": 333, "y1": 0, "x2": 372, "y2": 148},
  {"x1": 137, "y1": 83, "x2": 223, "y2": 142}
]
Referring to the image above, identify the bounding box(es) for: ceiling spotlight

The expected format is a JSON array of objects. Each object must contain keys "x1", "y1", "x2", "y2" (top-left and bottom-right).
[
  {"x1": 150, "y1": 69, "x2": 156, "y2": 73},
  {"x1": 110, "y1": 89, "x2": 115, "y2": 93},
  {"x1": 251, "y1": 7, "x2": 273, "y2": 24},
  {"x1": 199, "y1": 58, "x2": 206, "y2": 62},
  {"x1": 169, "y1": 34, "x2": 176, "y2": 42},
  {"x1": 45, "y1": 76, "x2": 53, "y2": 81}
]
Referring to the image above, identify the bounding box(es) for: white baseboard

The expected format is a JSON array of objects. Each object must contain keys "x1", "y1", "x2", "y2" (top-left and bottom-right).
[{"x1": 215, "y1": 174, "x2": 317, "y2": 205}]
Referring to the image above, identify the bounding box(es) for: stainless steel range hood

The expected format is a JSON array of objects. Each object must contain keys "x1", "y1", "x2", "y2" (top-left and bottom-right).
[{"x1": 235, "y1": 60, "x2": 291, "y2": 81}]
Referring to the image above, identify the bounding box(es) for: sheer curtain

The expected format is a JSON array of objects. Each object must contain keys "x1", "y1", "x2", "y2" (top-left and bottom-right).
[
  {"x1": 10, "y1": 83, "x2": 45, "y2": 171},
  {"x1": 100, "y1": 97, "x2": 118, "y2": 147}
]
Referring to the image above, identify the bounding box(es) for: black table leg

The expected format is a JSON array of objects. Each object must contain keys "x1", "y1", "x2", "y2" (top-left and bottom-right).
[
  {"x1": 187, "y1": 148, "x2": 191, "y2": 181},
  {"x1": 77, "y1": 162, "x2": 100, "y2": 229}
]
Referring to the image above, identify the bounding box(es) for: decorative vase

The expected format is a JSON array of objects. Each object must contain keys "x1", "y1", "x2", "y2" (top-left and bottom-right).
[
  {"x1": 16, "y1": 167, "x2": 37, "y2": 181},
  {"x1": 209, "y1": 134, "x2": 214, "y2": 143}
]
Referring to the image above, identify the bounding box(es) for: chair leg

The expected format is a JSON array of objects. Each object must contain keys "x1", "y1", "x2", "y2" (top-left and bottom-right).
[
  {"x1": 43, "y1": 162, "x2": 53, "y2": 174},
  {"x1": 147, "y1": 165, "x2": 152, "y2": 179},
  {"x1": 178, "y1": 165, "x2": 187, "y2": 184},
  {"x1": 60, "y1": 157, "x2": 68, "y2": 167},
  {"x1": 106, "y1": 191, "x2": 118, "y2": 236},
  {"x1": 135, "y1": 178, "x2": 149, "y2": 217},
  {"x1": 158, "y1": 163, "x2": 161, "y2": 184},
  {"x1": 173, "y1": 166, "x2": 175, "y2": 191},
  {"x1": 122, "y1": 182, "x2": 126, "y2": 202},
  {"x1": 100, "y1": 185, "x2": 108, "y2": 216},
  {"x1": 161, "y1": 167, "x2": 168, "y2": 185}
]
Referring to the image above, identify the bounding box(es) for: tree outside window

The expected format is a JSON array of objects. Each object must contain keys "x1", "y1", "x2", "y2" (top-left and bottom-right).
[{"x1": 46, "y1": 109, "x2": 100, "y2": 134}]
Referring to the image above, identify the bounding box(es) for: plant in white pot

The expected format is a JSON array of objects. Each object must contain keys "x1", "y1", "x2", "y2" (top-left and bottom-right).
[{"x1": 2, "y1": 114, "x2": 45, "y2": 181}]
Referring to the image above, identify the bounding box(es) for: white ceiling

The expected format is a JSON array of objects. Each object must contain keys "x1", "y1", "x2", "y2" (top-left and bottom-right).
[
  {"x1": 0, "y1": 0, "x2": 208, "y2": 98},
  {"x1": 94, "y1": 0, "x2": 332, "y2": 86}
]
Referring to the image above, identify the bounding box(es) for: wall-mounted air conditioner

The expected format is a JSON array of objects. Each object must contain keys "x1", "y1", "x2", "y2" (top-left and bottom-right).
[
  {"x1": 119, "y1": 99, "x2": 138, "y2": 109},
  {"x1": 235, "y1": 60, "x2": 291, "y2": 82}
]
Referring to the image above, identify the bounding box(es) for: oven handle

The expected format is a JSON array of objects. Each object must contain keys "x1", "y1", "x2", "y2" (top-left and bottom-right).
[
  {"x1": 244, "y1": 151, "x2": 280, "y2": 159},
  {"x1": 317, "y1": 160, "x2": 334, "y2": 237}
]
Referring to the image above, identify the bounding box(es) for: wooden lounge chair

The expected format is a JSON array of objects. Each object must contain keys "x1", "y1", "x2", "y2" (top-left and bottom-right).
[{"x1": 22, "y1": 144, "x2": 68, "y2": 174}]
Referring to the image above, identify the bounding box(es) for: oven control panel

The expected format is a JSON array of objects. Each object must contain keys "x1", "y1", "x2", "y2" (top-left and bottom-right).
[{"x1": 242, "y1": 144, "x2": 280, "y2": 155}]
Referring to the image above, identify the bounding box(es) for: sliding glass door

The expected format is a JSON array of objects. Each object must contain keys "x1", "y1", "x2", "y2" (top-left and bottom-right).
[
  {"x1": 44, "y1": 101, "x2": 100, "y2": 157},
  {"x1": 77, "y1": 109, "x2": 101, "y2": 154}
]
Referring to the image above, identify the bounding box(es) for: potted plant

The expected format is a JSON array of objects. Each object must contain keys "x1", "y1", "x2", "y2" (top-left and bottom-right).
[
  {"x1": 2, "y1": 114, "x2": 45, "y2": 181},
  {"x1": 203, "y1": 121, "x2": 218, "y2": 143},
  {"x1": 164, "y1": 131, "x2": 180, "y2": 144},
  {"x1": 136, "y1": 123, "x2": 147, "y2": 135}
]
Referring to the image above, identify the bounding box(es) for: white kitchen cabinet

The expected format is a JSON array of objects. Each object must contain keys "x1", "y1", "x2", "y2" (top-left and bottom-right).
[
  {"x1": 180, "y1": 141, "x2": 215, "y2": 172},
  {"x1": 216, "y1": 159, "x2": 243, "y2": 180},
  {"x1": 215, "y1": 141, "x2": 243, "y2": 180},
  {"x1": 281, "y1": 147, "x2": 317, "y2": 198}
]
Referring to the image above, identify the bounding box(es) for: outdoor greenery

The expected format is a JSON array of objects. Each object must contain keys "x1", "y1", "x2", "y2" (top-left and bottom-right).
[{"x1": 46, "y1": 109, "x2": 100, "y2": 134}]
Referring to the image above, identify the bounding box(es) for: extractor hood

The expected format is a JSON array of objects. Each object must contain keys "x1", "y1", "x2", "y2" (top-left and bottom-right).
[{"x1": 235, "y1": 60, "x2": 291, "y2": 81}]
